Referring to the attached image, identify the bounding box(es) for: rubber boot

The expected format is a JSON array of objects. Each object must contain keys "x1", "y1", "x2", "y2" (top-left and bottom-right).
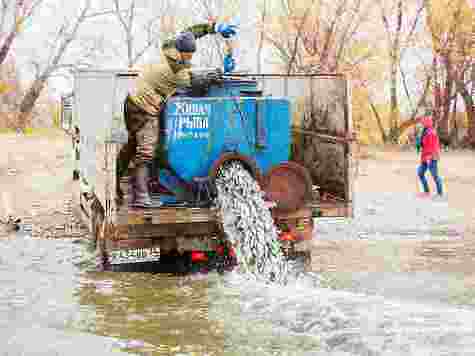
[
  {"x1": 127, "y1": 170, "x2": 137, "y2": 206},
  {"x1": 132, "y1": 164, "x2": 153, "y2": 208}
]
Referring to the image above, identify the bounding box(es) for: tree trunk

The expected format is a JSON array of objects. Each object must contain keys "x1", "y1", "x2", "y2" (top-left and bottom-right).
[
  {"x1": 12, "y1": 0, "x2": 90, "y2": 131},
  {"x1": 449, "y1": 94, "x2": 458, "y2": 147},
  {"x1": 16, "y1": 77, "x2": 47, "y2": 130},
  {"x1": 256, "y1": 0, "x2": 266, "y2": 74},
  {"x1": 469, "y1": 61, "x2": 475, "y2": 147},
  {"x1": 456, "y1": 74, "x2": 474, "y2": 147},
  {"x1": 438, "y1": 57, "x2": 453, "y2": 145},
  {"x1": 432, "y1": 56, "x2": 441, "y2": 122},
  {"x1": 368, "y1": 96, "x2": 388, "y2": 143},
  {"x1": 387, "y1": 0, "x2": 403, "y2": 144},
  {"x1": 388, "y1": 53, "x2": 401, "y2": 142},
  {"x1": 388, "y1": 48, "x2": 400, "y2": 143},
  {"x1": 0, "y1": 31, "x2": 17, "y2": 66}
]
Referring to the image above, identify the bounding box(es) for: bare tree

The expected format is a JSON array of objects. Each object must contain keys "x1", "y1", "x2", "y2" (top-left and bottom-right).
[
  {"x1": 255, "y1": 0, "x2": 269, "y2": 73},
  {"x1": 424, "y1": 0, "x2": 474, "y2": 147},
  {"x1": 377, "y1": 0, "x2": 425, "y2": 143},
  {"x1": 15, "y1": 0, "x2": 109, "y2": 129},
  {"x1": 263, "y1": 0, "x2": 316, "y2": 74},
  {"x1": 111, "y1": 0, "x2": 172, "y2": 68},
  {"x1": 188, "y1": 0, "x2": 241, "y2": 68},
  {"x1": 0, "y1": 0, "x2": 43, "y2": 65},
  {"x1": 264, "y1": 0, "x2": 373, "y2": 74}
]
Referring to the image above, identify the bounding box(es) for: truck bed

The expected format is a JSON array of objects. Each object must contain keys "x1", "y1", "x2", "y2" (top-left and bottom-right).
[{"x1": 116, "y1": 177, "x2": 218, "y2": 226}]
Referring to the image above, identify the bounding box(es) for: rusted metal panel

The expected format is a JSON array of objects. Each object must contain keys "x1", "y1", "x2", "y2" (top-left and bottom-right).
[
  {"x1": 292, "y1": 77, "x2": 347, "y2": 137},
  {"x1": 105, "y1": 236, "x2": 218, "y2": 252},
  {"x1": 240, "y1": 74, "x2": 353, "y2": 217},
  {"x1": 105, "y1": 235, "x2": 219, "y2": 253},
  {"x1": 74, "y1": 70, "x2": 137, "y2": 226},
  {"x1": 292, "y1": 136, "x2": 347, "y2": 199},
  {"x1": 261, "y1": 162, "x2": 313, "y2": 213},
  {"x1": 289, "y1": 76, "x2": 353, "y2": 217},
  {"x1": 113, "y1": 221, "x2": 220, "y2": 240}
]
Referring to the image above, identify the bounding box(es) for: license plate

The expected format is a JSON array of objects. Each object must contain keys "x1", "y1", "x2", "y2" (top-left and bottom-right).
[{"x1": 109, "y1": 247, "x2": 161, "y2": 265}]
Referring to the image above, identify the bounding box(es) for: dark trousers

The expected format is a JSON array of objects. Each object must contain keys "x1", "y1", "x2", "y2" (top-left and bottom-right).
[
  {"x1": 116, "y1": 97, "x2": 160, "y2": 197},
  {"x1": 418, "y1": 159, "x2": 443, "y2": 195}
]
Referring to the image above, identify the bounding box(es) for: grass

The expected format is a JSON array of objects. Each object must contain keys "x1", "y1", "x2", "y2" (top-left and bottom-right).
[{"x1": 0, "y1": 127, "x2": 66, "y2": 137}]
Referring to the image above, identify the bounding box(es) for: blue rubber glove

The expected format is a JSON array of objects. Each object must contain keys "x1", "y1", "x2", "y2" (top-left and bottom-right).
[
  {"x1": 215, "y1": 23, "x2": 238, "y2": 38},
  {"x1": 223, "y1": 54, "x2": 235, "y2": 73}
]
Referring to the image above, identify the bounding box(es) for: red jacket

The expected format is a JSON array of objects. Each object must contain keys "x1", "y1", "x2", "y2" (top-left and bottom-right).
[{"x1": 420, "y1": 117, "x2": 440, "y2": 163}]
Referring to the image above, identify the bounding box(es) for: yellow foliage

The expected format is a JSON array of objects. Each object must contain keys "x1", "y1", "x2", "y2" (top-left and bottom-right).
[
  {"x1": 51, "y1": 104, "x2": 61, "y2": 128},
  {"x1": 23, "y1": 127, "x2": 34, "y2": 135},
  {"x1": 0, "y1": 128, "x2": 16, "y2": 134},
  {"x1": 351, "y1": 84, "x2": 415, "y2": 145},
  {"x1": 15, "y1": 17, "x2": 24, "y2": 33},
  {"x1": 0, "y1": 81, "x2": 13, "y2": 95},
  {"x1": 352, "y1": 86, "x2": 388, "y2": 145},
  {"x1": 426, "y1": 0, "x2": 474, "y2": 56}
]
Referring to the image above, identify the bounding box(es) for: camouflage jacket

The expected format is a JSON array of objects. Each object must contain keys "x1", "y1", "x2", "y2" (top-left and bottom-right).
[{"x1": 129, "y1": 23, "x2": 216, "y2": 115}]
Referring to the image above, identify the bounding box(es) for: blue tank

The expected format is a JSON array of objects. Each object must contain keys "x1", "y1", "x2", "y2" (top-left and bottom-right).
[
  {"x1": 206, "y1": 78, "x2": 258, "y2": 97},
  {"x1": 159, "y1": 79, "x2": 291, "y2": 185}
]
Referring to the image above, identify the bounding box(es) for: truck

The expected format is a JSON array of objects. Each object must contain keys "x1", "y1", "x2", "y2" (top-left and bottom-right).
[{"x1": 69, "y1": 69, "x2": 355, "y2": 273}]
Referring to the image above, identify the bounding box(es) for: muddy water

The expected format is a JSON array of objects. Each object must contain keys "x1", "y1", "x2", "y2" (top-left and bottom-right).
[{"x1": 2, "y1": 228, "x2": 475, "y2": 355}]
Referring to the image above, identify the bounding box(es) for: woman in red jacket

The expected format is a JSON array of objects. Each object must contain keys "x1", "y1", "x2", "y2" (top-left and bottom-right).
[{"x1": 417, "y1": 115, "x2": 444, "y2": 197}]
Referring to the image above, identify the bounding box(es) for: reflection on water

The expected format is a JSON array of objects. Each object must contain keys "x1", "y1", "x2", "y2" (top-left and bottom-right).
[
  {"x1": 73, "y1": 272, "x2": 226, "y2": 355},
  {"x1": 72, "y1": 262, "x2": 322, "y2": 356},
  {"x1": 72, "y1": 255, "x2": 475, "y2": 356},
  {"x1": 3, "y1": 235, "x2": 475, "y2": 355}
]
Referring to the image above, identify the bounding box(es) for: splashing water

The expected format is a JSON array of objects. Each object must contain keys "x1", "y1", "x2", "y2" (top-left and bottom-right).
[{"x1": 214, "y1": 161, "x2": 289, "y2": 284}]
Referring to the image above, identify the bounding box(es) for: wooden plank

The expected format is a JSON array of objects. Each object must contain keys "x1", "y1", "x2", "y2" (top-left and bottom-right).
[
  {"x1": 111, "y1": 216, "x2": 220, "y2": 240},
  {"x1": 116, "y1": 205, "x2": 218, "y2": 226}
]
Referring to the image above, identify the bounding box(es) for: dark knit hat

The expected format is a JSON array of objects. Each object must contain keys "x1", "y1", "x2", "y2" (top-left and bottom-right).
[{"x1": 176, "y1": 31, "x2": 196, "y2": 53}]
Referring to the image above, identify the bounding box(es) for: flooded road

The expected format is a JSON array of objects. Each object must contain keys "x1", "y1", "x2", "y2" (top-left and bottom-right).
[
  {"x1": 2, "y1": 228, "x2": 475, "y2": 355},
  {"x1": 2, "y1": 134, "x2": 475, "y2": 355}
]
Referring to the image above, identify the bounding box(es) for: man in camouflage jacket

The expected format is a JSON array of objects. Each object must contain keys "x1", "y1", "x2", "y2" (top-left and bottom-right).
[{"x1": 116, "y1": 21, "x2": 237, "y2": 208}]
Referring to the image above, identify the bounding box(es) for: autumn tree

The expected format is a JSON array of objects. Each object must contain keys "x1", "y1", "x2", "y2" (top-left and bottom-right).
[
  {"x1": 424, "y1": 0, "x2": 474, "y2": 147},
  {"x1": 263, "y1": 0, "x2": 375, "y2": 74},
  {"x1": 0, "y1": 55, "x2": 22, "y2": 128},
  {"x1": 374, "y1": 0, "x2": 426, "y2": 142},
  {"x1": 15, "y1": 0, "x2": 111, "y2": 130}
]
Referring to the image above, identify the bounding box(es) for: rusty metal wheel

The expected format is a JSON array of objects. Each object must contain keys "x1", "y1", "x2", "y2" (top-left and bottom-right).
[{"x1": 261, "y1": 162, "x2": 313, "y2": 213}]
